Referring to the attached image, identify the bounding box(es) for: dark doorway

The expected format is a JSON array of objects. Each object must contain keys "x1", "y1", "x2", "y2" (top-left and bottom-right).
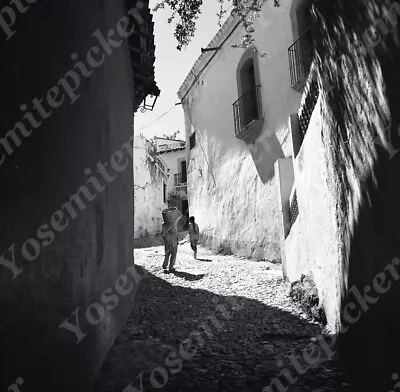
[
  {"x1": 181, "y1": 160, "x2": 187, "y2": 183},
  {"x1": 240, "y1": 60, "x2": 259, "y2": 127},
  {"x1": 182, "y1": 199, "x2": 189, "y2": 230}
]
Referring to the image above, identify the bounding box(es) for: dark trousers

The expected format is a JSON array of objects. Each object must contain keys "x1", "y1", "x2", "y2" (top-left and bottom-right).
[{"x1": 163, "y1": 244, "x2": 177, "y2": 269}]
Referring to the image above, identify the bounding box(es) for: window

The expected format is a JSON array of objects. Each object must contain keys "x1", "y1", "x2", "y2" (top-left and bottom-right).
[
  {"x1": 288, "y1": 0, "x2": 314, "y2": 90},
  {"x1": 233, "y1": 48, "x2": 263, "y2": 140},
  {"x1": 189, "y1": 132, "x2": 196, "y2": 150},
  {"x1": 289, "y1": 189, "x2": 299, "y2": 226},
  {"x1": 163, "y1": 183, "x2": 167, "y2": 203},
  {"x1": 175, "y1": 159, "x2": 187, "y2": 185}
]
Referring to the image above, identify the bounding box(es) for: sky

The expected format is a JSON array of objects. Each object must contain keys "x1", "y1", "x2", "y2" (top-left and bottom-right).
[{"x1": 134, "y1": 0, "x2": 232, "y2": 140}]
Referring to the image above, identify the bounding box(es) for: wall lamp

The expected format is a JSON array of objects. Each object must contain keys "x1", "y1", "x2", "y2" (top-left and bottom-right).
[{"x1": 139, "y1": 94, "x2": 159, "y2": 113}]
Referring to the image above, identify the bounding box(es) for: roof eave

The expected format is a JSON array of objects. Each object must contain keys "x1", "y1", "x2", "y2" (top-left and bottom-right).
[{"x1": 177, "y1": 12, "x2": 241, "y2": 101}]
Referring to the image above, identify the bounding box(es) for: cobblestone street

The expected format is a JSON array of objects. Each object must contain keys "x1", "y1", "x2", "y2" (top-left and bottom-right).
[{"x1": 94, "y1": 236, "x2": 351, "y2": 392}]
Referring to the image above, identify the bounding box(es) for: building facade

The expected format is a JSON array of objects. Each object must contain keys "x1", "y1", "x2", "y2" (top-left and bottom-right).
[
  {"x1": 179, "y1": 6, "x2": 400, "y2": 387},
  {"x1": 176, "y1": 0, "x2": 343, "y2": 331},
  {"x1": 155, "y1": 138, "x2": 189, "y2": 228},
  {"x1": 0, "y1": 0, "x2": 159, "y2": 390},
  {"x1": 285, "y1": 2, "x2": 400, "y2": 391},
  {"x1": 177, "y1": 0, "x2": 312, "y2": 260},
  {"x1": 134, "y1": 135, "x2": 168, "y2": 238}
]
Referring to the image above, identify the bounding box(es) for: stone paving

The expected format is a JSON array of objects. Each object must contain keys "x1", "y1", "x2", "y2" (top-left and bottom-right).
[{"x1": 94, "y1": 236, "x2": 351, "y2": 392}]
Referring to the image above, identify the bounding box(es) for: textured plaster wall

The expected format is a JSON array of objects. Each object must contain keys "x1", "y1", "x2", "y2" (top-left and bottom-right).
[
  {"x1": 284, "y1": 97, "x2": 342, "y2": 330},
  {"x1": 180, "y1": 2, "x2": 302, "y2": 260},
  {"x1": 274, "y1": 158, "x2": 294, "y2": 270},
  {"x1": 188, "y1": 138, "x2": 281, "y2": 259},
  {"x1": 0, "y1": 0, "x2": 136, "y2": 390},
  {"x1": 276, "y1": 1, "x2": 400, "y2": 386},
  {"x1": 159, "y1": 149, "x2": 187, "y2": 196},
  {"x1": 310, "y1": 1, "x2": 400, "y2": 389},
  {"x1": 134, "y1": 136, "x2": 167, "y2": 237}
]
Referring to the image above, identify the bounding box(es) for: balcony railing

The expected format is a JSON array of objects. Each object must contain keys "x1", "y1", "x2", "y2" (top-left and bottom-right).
[
  {"x1": 174, "y1": 173, "x2": 187, "y2": 186},
  {"x1": 288, "y1": 29, "x2": 313, "y2": 91},
  {"x1": 233, "y1": 85, "x2": 263, "y2": 139}
]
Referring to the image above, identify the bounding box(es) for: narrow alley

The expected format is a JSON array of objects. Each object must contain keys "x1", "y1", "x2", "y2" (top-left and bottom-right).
[{"x1": 94, "y1": 238, "x2": 351, "y2": 392}]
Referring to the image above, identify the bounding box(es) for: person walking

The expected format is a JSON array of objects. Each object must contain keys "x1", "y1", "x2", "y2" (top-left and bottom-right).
[
  {"x1": 161, "y1": 211, "x2": 181, "y2": 272},
  {"x1": 188, "y1": 216, "x2": 200, "y2": 260}
]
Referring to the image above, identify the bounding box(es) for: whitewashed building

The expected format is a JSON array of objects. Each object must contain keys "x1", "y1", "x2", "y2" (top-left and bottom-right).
[
  {"x1": 155, "y1": 137, "x2": 189, "y2": 226},
  {"x1": 177, "y1": 0, "x2": 314, "y2": 260},
  {"x1": 134, "y1": 134, "x2": 168, "y2": 238},
  {"x1": 176, "y1": 0, "x2": 362, "y2": 331}
]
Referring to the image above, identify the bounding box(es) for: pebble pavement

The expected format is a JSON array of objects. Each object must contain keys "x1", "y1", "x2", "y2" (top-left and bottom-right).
[{"x1": 94, "y1": 236, "x2": 351, "y2": 392}]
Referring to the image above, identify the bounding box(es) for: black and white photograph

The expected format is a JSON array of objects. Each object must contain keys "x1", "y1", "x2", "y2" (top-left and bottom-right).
[{"x1": 1, "y1": 0, "x2": 400, "y2": 391}]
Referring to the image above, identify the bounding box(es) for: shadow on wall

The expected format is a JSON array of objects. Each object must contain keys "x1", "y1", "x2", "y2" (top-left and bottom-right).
[
  {"x1": 246, "y1": 132, "x2": 285, "y2": 184},
  {"x1": 94, "y1": 267, "x2": 346, "y2": 392},
  {"x1": 199, "y1": 232, "x2": 281, "y2": 261},
  {"x1": 0, "y1": 267, "x2": 139, "y2": 392},
  {"x1": 313, "y1": 0, "x2": 400, "y2": 390}
]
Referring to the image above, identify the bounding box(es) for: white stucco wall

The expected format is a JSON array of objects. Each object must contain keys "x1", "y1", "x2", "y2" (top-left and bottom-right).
[
  {"x1": 178, "y1": 1, "x2": 303, "y2": 260},
  {"x1": 274, "y1": 157, "x2": 295, "y2": 269},
  {"x1": 158, "y1": 148, "x2": 187, "y2": 198},
  {"x1": 284, "y1": 97, "x2": 342, "y2": 331},
  {"x1": 134, "y1": 135, "x2": 167, "y2": 238}
]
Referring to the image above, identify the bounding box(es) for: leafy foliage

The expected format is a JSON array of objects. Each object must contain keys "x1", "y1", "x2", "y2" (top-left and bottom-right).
[
  {"x1": 153, "y1": 0, "x2": 203, "y2": 50},
  {"x1": 153, "y1": 0, "x2": 280, "y2": 52},
  {"x1": 144, "y1": 139, "x2": 168, "y2": 182},
  {"x1": 144, "y1": 141, "x2": 159, "y2": 181}
]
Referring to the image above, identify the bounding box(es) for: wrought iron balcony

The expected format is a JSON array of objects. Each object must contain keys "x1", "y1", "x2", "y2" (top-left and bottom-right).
[
  {"x1": 288, "y1": 29, "x2": 313, "y2": 91},
  {"x1": 174, "y1": 173, "x2": 187, "y2": 186},
  {"x1": 233, "y1": 85, "x2": 263, "y2": 141}
]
